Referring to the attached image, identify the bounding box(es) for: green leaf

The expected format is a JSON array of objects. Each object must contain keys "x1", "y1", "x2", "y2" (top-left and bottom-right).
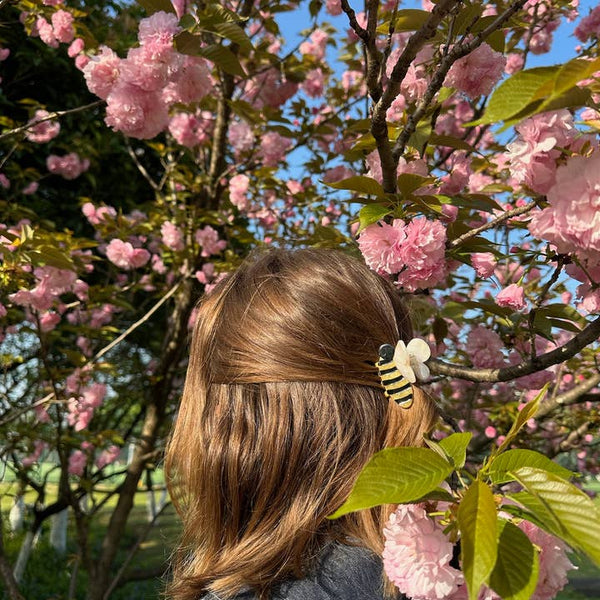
[
  {"x1": 174, "y1": 31, "x2": 202, "y2": 55},
  {"x1": 324, "y1": 175, "x2": 386, "y2": 198},
  {"x1": 358, "y1": 204, "x2": 392, "y2": 233},
  {"x1": 488, "y1": 449, "x2": 573, "y2": 484},
  {"x1": 429, "y1": 134, "x2": 476, "y2": 153},
  {"x1": 212, "y1": 22, "x2": 253, "y2": 52},
  {"x1": 458, "y1": 480, "x2": 498, "y2": 600},
  {"x1": 397, "y1": 173, "x2": 435, "y2": 196},
  {"x1": 328, "y1": 447, "x2": 454, "y2": 519},
  {"x1": 489, "y1": 519, "x2": 539, "y2": 600},
  {"x1": 510, "y1": 467, "x2": 600, "y2": 565},
  {"x1": 495, "y1": 385, "x2": 548, "y2": 455},
  {"x1": 554, "y1": 57, "x2": 600, "y2": 94},
  {"x1": 439, "y1": 432, "x2": 472, "y2": 469},
  {"x1": 388, "y1": 9, "x2": 431, "y2": 32},
  {"x1": 200, "y1": 44, "x2": 246, "y2": 77},
  {"x1": 475, "y1": 66, "x2": 559, "y2": 125},
  {"x1": 137, "y1": 0, "x2": 176, "y2": 15}
]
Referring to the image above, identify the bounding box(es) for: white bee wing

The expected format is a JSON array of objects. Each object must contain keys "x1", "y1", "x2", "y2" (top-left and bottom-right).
[
  {"x1": 392, "y1": 340, "x2": 416, "y2": 383},
  {"x1": 406, "y1": 338, "x2": 431, "y2": 362}
]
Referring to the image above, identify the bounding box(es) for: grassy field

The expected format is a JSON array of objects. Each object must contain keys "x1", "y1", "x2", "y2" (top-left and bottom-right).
[{"x1": 1, "y1": 469, "x2": 600, "y2": 599}]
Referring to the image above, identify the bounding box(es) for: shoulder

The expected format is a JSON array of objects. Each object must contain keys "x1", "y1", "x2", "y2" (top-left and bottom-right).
[{"x1": 199, "y1": 543, "x2": 386, "y2": 600}]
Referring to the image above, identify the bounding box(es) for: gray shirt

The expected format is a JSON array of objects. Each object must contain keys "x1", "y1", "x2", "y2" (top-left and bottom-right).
[{"x1": 202, "y1": 543, "x2": 390, "y2": 600}]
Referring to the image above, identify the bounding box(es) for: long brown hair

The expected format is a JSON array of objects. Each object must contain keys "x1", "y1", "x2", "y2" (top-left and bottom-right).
[{"x1": 164, "y1": 248, "x2": 439, "y2": 600}]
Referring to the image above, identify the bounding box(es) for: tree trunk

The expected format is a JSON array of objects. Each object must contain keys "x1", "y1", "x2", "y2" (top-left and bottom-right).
[
  {"x1": 8, "y1": 496, "x2": 25, "y2": 533},
  {"x1": 13, "y1": 529, "x2": 36, "y2": 583}
]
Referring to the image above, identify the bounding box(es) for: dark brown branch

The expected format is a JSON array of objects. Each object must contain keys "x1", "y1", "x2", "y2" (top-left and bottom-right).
[
  {"x1": 392, "y1": 0, "x2": 528, "y2": 162},
  {"x1": 428, "y1": 315, "x2": 600, "y2": 382},
  {"x1": 372, "y1": 0, "x2": 463, "y2": 193},
  {"x1": 364, "y1": 0, "x2": 383, "y2": 102},
  {"x1": 537, "y1": 372, "x2": 600, "y2": 418},
  {"x1": 448, "y1": 202, "x2": 537, "y2": 249},
  {"x1": 340, "y1": 0, "x2": 369, "y2": 42}
]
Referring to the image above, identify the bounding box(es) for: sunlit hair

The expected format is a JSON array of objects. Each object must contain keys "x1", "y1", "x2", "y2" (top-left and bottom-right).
[{"x1": 164, "y1": 248, "x2": 439, "y2": 600}]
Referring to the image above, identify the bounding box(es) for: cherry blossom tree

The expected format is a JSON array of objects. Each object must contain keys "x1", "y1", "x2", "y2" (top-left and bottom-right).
[{"x1": 1, "y1": 0, "x2": 600, "y2": 598}]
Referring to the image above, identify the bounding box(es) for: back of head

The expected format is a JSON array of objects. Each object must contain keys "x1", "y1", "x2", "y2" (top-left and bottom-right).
[{"x1": 165, "y1": 248, "x2": 438, "y2": 600}]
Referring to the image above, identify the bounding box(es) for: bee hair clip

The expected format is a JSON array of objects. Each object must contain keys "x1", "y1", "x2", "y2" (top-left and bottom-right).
[{"x1": 376, "y1": 338, "x2": 431, "y2": 408}]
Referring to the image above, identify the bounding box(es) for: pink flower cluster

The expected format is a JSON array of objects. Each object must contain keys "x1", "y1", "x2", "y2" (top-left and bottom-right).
[
  {"x1": 10, "y1": 265, "x2": 78, "y2": 311},
  {"x1": 445, "y1": 43, "x2": 506, "y2": 99},
  {"x1": 471, "y1": 252, "x2": 496, "y2": 279},
  {"x1": 358, "y1": 218, "x2": 447, "y2": 291},
  {"x1": 529, "y1": 152, "x2": 600, "y2": 261},
  {"x1": 69, "y1": 440, "x2": 94, "y2": 476},
  {"x1": 260, "y1": 131, "x2": 293, "y2": 167},
  {"x1": 83, "y1": 12, "x2": 211, "y2": 139},
  {"x1": 467, "y1": 325, "x2": 505, "y2": 368},
  {"x1": 47, "y1": 152, "x2": 90, "y2": 179},
  {"x1": 195, "y1": 225, "x2": 226, "y2": 257},
  {"x1": 229, "y1": 174, "x2": 250, "y2": 211},
  {"x1": 242, "y1": 68, "x2": 298, "y2": 109},
  {"x1": 25, "y1": 109, "x2": 60, "y2": 143},
  {"x1": 105, "y1": 238, "x2": 150, "y2": 270},
  {"x1": 82, "y1": 202, "x2": 117, "y2": 225},
  {"x1": 161, "y1": 221, "x2": 184, "y2": 251},
  {"x1": 505, "y1": 110, "x2": 578, "y2": 195},
  {"x1": 383, "y1": 504, "x2": 463, "y2": 600},
  {"x1": 35, "y1": 10, "x2": 74, "y2": 49},
  {"x1": 96, "y1": 444, "x2": 120, "y2": 469},
  {"x1": 67, "y1": 383, "x2": 107, "y2": 431},
  {"x1": 299, "y1": 29, "x2": 328, "y2": 60},
  {"x1": 22, "y1": 440, "x2": 47, "y2": 468},
  {"x1": 168, "y1": 111, "x2": 213, "y2": 148},
  {"x1": 575, "y1": 5, "x2": 600, "y2": 42},
  {"x1": 496, "y1": 283, "x2": 526, "y2": 310}
]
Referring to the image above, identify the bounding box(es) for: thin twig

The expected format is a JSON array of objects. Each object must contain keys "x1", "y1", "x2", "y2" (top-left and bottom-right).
[
  {"x1": 448, "y1": 202, "x2": 537, "y2": 249},
  {"x1": 537, "y1": 372, "x2": 600, "y2": 418},
  {"x1": 0, "y1": 101, "x2": 104, "y2": 142}
]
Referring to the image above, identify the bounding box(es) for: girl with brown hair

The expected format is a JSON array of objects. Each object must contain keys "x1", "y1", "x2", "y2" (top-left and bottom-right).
[{"x1": 164, "y1": 248, "x2": 439, "y2": 600}]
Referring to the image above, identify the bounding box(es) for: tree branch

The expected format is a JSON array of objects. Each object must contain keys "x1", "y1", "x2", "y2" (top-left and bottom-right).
[
  {"x1": 340, "y1": 0, "x2": 369, "y2": 42},
  {"x1": 0, "y1": 513, "x2": 24, "y2": 600},
  {"x1": 0, "y1": 101, "x2": 104, "y2": 142},
  {"x1": 428, "y1": 315, "x2": 600, "y2": 382},
  {"x1": 448, "y1": 202, "x2": 537, "y2": 249},
  {"x1": 371, "y1": 0, "x2": 463, "y2": 193},
  {"x1": 392, "y1": 0, "x2": 527, "y2": 162},
  {"x1": 537, "y1": 372, "x2": 600, "y2": 418}
]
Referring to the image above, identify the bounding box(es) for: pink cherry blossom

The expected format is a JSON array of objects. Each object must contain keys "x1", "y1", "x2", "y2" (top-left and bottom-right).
[
  {"x1": 161, "y1": 221, "x2": 184, "y2": 251},
  {"x1": 68, "y1": 450, "x2": 88, "y2": 476},
  {"x1": 383, "y1": 504, "x2": 463, "y2": 600},
  {"x1": 302, "y1": 68, "x2": 325, "y2": 98},
  {"x1": 195, "y1": 225, "x2": 227, "y2": 257},
  {"x1": 0, "y1": 304, "x2": 6, "y2": 318},
  {"x1": 358, "y1": 220, "x2": 406, "y2": 275},
  {"x1": 37, "y1": 16, "x2": 58, "y2": 48},
  {"x1": 162, "y1": 55, "x2": 211, "y2": 104},
  {"x1": 82, "y1": 202, "x2": 117, "y2": 225},
  {"x1": 229, "y1": 174, "x2": 250, "y2": 211},
  {"x1": 83, "y1": 46, "x2": 121, "y2": 100},
  {"x1": 471, "y1": 252, "x2": 496, "y2": 278},
  {"x1": 259, "y1": 132, "x2": 292, "y2": 167},
  {"x1": 528, "y1": 152, "x2": 600, "y2": 260},
  {"x1": 518, "y1": 520, "x2": 575, "y2": 600},
  {"x1": 25, "y1": 110, "x2": 60, "y2": 143},
  {"x1": 496, "y1": 283, "x2": 526, "y2": 310},
  {"x1": 47, "y1": 153, "x2": 90, "y2": 180},
  {"x1": 575, "y1": 5, "x2": 600, "y2": 41},
  {"x1": 105, "y1": 239, "x2": 150, "y2": 269},
  {"x1": 0, "y1": 174, "x2": 9, "y2": 189},
  {"x1": 299, "y1": 29, "x2": 328, "y2": 60},
  {"x1": 467, "y1": 325, "x2": 505, "y2": 368},
  {"x1": 445, "y1": 43, "x2": 506, "y2": 98},
  {"x1": 325, "y1": 0, "x2": 342, "y2": 16},
  {"x1": 0, "y1": 47, "x2": 10, "y2": 61},
  {"x1": 396, "y1": 218, "x2": 447, "y2": 291},
  {"x1": 51, "y1": 9, "x2": 74, "y2": 44},
  {"x1": 105, "y1": 84, "x2": 169, "y2": 140},
  {"x1": 137, "y1": 11, "x2": 180, "y2": 48},
  {"x1": 22, "y1": 181, "x2": 39, "y2": 195},
  {"x1": 68, "y1": 37, "x2": 85, "y2": 57},
  {"x1": 505, "y1": 53, "x2": 524, "y2": 74},
  {"x1": 229, "y1": 120, "x2": 254, "y2": 156},
  {"x1": 39, "y1": 311, "x2": 61, "y2": 332},
  {"x1": 96, "y1": 445, "x2": 121, "y2": 469},
  {"x1": 505, "y1": 109, "x2": 577, "y2": 195},
  {"x1": 168, "y1": 111, "x2": 212, "y2": 147}
]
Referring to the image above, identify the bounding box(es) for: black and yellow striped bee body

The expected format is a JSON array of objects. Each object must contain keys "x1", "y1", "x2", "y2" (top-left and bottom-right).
[{"x1": 377, "y1": 344, "x2": 413, "y2": 408}]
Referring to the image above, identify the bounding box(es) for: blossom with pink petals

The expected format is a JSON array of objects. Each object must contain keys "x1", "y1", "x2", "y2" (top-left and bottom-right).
[
  {"x1": 68, "y1": 38, "x2": 85, "y2": 57},
  {"x1": 96, "y1": 444, "x2": 120, "y2": 469},
  {"x1": 229, "y1": 174, "x2": 250, "y2": 211},
  {"x1": 467, "y1": 325, "x2": 505, "y2": 368},
  {"x1": 68, "y1": 450, "x2": 88, "y2": 476},
  {"x1": 358, "y1": 220, "x2": 406, "y2": 275},
  {"x1": 471, "y1": 252, "x2": 496, "y2": 278},
  {"x1": 40, "y1": 311, "x2": 61, "y2": 332},
  {"x1": 25, "y1": 110, "x2": 60, "y2": 143},
  {"x1": 22, "y1": 440, "x2": 47, "y2": 468},
  {"x1": 260, "y1": 132, "x2": 292, "y2": 167},
  {"x1": 383, "y1": 504, "x2": 463, "y2": 600},
  {"x1": 82, "y1": 46, "x2": 121, "y2": 100},
  {"x1": 195, "y1": 225, "x2": 227, "y2": 257},
  {"x1": 496, "y1": 283, "x2": 526, "y2": 310},
  {"x1": 47, "y1": 153, "x2": 90, "y2": 180},
  {"x1": 51, "y1": 9, "x2": 74, "y2": 44},
  {"x1": 161, "y1": 221, "x2": 184, "y2": 251},
  {"x1": 575, "y1": 5, "x2": 600, "y2": 41},
  {"x1": 106, "y1": 239, "x2": 150, "y2": 269},
  {"x1": 445, "y1": 43, "x2": 506, "y2": 98}
]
